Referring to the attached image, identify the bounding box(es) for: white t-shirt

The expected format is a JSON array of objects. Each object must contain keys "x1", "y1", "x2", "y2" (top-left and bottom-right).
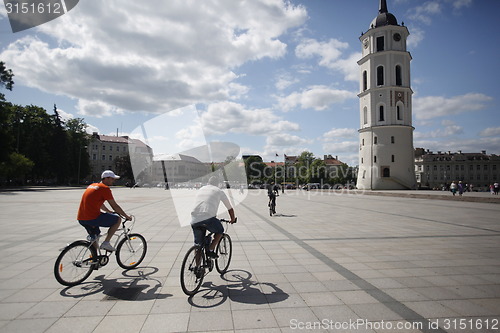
[{"x1": 191, "y1": 185, "x2": 230, "y2": 223}]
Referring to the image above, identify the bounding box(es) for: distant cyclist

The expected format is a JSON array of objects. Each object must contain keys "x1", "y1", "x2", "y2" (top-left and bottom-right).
[
  {"x1": 190, "y1": 176, "x2": 236, "y2": 258},
  {"x1": 77, "y1": 170, "x2": 131, "y2": 252}
]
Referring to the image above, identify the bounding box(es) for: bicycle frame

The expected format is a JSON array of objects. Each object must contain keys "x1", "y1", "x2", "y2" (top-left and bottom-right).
[{"x1": 59, "y1": 217, "x2": 136, "y2": 265}]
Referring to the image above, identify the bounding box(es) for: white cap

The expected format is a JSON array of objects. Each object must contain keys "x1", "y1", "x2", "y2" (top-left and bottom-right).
[{"x1": 101, "y1": 170, "x2": 120, "y2": 179}]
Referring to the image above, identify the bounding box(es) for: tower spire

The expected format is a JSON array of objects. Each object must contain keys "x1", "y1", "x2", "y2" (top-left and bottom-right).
[{"x1": 379, "y1": 0, "x2": 388, "y2": 13}]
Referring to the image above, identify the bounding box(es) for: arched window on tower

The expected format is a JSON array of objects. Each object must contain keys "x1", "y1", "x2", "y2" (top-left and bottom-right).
[
  {"x1": 363, "y1": 107, "x2": 368, "y2": 124},
  {"x1": 396, "y1": 65, "x2": 402, "y2": 86},
  {"x1": 363, "y1": 71, "x2": 368, "y2": 91},
  {"x1": 379, "y1": 105, "x2": 385, "y2": 121},
  {"x1": 397, "y1": 105, "x2": 402, "y2": 120},
  {"x1": 377, "y1": 66, "x2": 384, "y2": 86}
]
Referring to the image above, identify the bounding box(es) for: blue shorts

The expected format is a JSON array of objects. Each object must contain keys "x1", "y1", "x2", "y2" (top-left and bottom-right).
[
  {"x1": 191, "y1": 217, "x2": 223, "y2": 245},
  {"x1": 79, "y1": 213, "x2": 119, "y2": 237}
]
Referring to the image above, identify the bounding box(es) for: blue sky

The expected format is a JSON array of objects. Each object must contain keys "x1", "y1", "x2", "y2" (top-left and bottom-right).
[{"x1": 1, "y1": 0, "x2": 499, "y2": 166}]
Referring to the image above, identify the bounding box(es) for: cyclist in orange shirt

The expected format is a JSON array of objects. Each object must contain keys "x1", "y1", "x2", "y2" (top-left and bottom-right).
[{"x1": 77, "y1": 170, "x2": 131, "y2": 252}]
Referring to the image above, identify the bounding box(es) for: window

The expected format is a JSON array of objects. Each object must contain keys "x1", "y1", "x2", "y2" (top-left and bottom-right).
[
  {"x1": 397, "y1": 105, "x2": 402, "y2": 120},
  {"x1": 102, "y1": 155, "x2": 105, "y2": 160},
  {"x1": 377, "y1": 66, "x2": 384, "y2": 86},
  {"x1": 391, "y1": 136, "x2": 395, "y2": 144},
  {"x1": 361, "y1": 158, "x2": 364, "y2": 164},
  {"x1": 383, "y1": 168, "x2": 390, "y2": 177},
  {"x1": 374, "y1": 136, "x2": 378, "y2": 144},
  {"x1": 362, "y1": 138, "x2": 365, "y2": 145},
  {"x1": 93, "y1": 154, "x2": 96, "y2": 160},
  {"x1": 376, "y1": 36, "x2": 384, "y2": 52},
  {"x1": 363, "y1": 107, "x2": 368, "y2": 124},
  {"x1": 363, "y1": 71, "x2": 368, "y2": 91},
  {"x1": 374, "y1": 156, "x2": 377, "y2": 163},
  {"x1": 391, "y1": 155, "x2": 395, "y2": 162},
  {"x1": 109, "y1": 155, "x2": 113, "y2": 161},
  {"x1": 102, "y1": 145, "x2": 106, "y2": 151},
  {"x1": 395, "y1": 65, "x2": 402, "y2": 86},
  {"x1": 379, "y1": 105, "x2": 385, "y2": 121}
]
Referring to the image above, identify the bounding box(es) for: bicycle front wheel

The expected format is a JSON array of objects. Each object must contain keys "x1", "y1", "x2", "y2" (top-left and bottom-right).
[
  {"x1": 180, "y1": 245, "x2": 204, "y2": 296},
  {"x1": 116, "y1": 233, "x2": 147, "y2": 269},
  {"x1": 54, "y1": 241, "x2": 97, "y2": 286},
  {"x1": 215, "y1": 234, "x2": 232, "y2": 274}
]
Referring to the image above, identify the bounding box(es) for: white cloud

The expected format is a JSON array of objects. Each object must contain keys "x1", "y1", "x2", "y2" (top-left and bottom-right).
[
  {"x1": 200, "y1": 101, "x2": 300, "y2": 136},
  {"x1": 407, "y1": 26, "x2": 425, "y2": 48},
  {"x1": 263, "y1": 133, "x2": 313, "y2": 160},
  {"x1": 414, "y1": 120, "x2": 464, "y2": 138},
  {"x1": 447, "y1": 0, "x2": 473, "y2": 10},
  {"x1": 275, "y1": 73, "x2": 299, "y2": 91},
  {"x1": 0, "y1": 0, "x2": 307, "y2": 116},
  {"x1": 266, "y1": 133, "x2": 312, "y2": 147},
  {"x1": 479, "y1": 127, "x2": 500, "y2": 137},
  {"x1": 323, "y1": 128, "x2": 357, "y2": 140},
  {"x1": 413, "y1": 93, "x2": 492, "y2": 120},
  {"x1": 408, "y1": 1, "x2": 442, "y2": 25},
  {"x1": 295, "y1": 38, "x2": 360, "y2": 82},
  {"x1": 277, "y1": 85, "x2": 355, "y2": 111}
]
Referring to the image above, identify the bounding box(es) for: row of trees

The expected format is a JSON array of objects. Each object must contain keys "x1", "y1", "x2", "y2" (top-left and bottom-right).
[
  {"x1": 244, "y1": 151, "x2": 356, "y2": 187},
  {"x1": 0, "y1": 62, "x2": 91, "y2": 185}
]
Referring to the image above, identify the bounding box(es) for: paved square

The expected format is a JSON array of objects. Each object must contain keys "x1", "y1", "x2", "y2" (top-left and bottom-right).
[{"x1": 0, "y1": 187, "x2": 499, "y2": 332}]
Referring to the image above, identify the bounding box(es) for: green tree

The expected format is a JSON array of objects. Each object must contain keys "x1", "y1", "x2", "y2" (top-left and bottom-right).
[
  {"x1": 0, "y1": 152, "x2": 34, "y2": 184},
  {"x1": 66, "y1": 118, "x2": 90, "y2": 184},
  {"x1": 295, "y1": 151, "x2": 316, "y2": 184},
  {"x1": 114, "y1": 155, "x2": 134, "y2": 184},
  {"x1": 0, "y1": 61, "x2": 14, "y2": 100},
  {"x1": 244, "y1": 156, "x2": 266, "y2": 184}
]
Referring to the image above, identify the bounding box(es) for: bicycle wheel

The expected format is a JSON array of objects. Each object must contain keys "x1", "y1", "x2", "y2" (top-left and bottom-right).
[
  {"x1": 116, "y1": 233, "x2": 147, "y2": 269},
  {"x1": 215, "y1": 234, "x2": 232, "y2": 274},
  {"x1": 54, "y1": 241, "x2": 97, "y2": 286},
  {"x1": 180, "y1": 245, "x2": 204, "y2": 296},
  {"x1": 270, "y1": 202, "x2": 275, "y2": 216}
]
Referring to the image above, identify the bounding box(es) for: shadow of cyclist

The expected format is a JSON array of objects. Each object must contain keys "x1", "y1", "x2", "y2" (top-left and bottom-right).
[
  {"x1": 188, "y1": 269, "x2": 288, "y2": 308},
  {"x1": 59, "y1": 266, "x2": 172, "y2": 300}
]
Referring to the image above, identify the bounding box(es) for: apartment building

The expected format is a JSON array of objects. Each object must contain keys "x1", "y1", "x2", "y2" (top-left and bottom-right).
[
  {"x1": 415, "y1": 148, "x2": 500, "y2": 190},
  {"x1": 87, "y1": 132, "x2": 152, "y2": 183}
]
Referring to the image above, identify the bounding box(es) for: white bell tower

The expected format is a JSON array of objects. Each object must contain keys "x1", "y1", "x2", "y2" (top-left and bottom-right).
[{"x1": 356, "y1": 0, "x2": 416, "y2": 190}]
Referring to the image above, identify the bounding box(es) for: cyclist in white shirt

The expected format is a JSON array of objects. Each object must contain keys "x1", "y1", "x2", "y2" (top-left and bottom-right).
[{"x1": 190, "y1": 177, "x2": 236, "y2": 258}]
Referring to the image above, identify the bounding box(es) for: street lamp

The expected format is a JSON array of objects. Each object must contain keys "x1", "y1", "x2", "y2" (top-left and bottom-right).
[{"x1": 77, "y1": 145, "x2": 88, "y2": 185}]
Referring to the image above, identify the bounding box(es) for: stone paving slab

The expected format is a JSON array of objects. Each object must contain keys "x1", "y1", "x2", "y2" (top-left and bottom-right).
[{"x1": 0, "y1": 187, "x2": 499, "y2": 332}]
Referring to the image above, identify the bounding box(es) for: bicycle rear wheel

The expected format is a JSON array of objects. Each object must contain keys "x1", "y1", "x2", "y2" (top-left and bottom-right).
[
  {"x1": 116, "y1": 233, "x2": 147, "y2": 269},
  {"x1": 269, "y1": 202, "x2": 275, "y2": 216},
  {"x1": 54, "y1": 241, "x2": 97, "y2": 286},
  {"x1": 180, "y1": 245, "x2": 204, "y2": 296},
  {"x1": 215, "y1": 234, "x2": 232, "y2": 274}
]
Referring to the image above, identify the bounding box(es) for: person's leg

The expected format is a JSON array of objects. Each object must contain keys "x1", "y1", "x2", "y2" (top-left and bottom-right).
[
  {"x1": 210, "y1": 234, "x2": 223, "y2": 252},
  {"x1": 103, "y1": 217, "x2": 120, "y2": 242}
]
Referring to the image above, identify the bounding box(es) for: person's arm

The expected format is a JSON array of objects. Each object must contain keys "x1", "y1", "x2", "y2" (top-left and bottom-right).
[
  {"x1": 107, "y1": 199, "x2": 131, "y2": 220},
  {"x1": 221, "y1": 197, "x2": 236, "y2": 223}
]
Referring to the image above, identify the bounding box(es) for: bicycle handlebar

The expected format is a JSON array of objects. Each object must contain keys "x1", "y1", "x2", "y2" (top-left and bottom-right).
[{"x1": 220, "y1": 217, "x2": 237, "y2": 224}]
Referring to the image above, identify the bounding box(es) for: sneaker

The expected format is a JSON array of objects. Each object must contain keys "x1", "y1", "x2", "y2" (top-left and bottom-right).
[
  {"x1": 87, "y1": 234, "x2": 100, "y2": 242},
  {"x1": 206, "y1": 250, "x2": 219, "y2": 259},
  {"x1": 194, "y1": 267, "x2": 204, "y2": 279},
  {"x1": 100, "y1": 241, "x2": 116, "y2": 252}
]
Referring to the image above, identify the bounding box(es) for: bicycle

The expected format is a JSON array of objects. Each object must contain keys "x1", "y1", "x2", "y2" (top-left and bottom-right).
[
  {"x1": 180, "y1": 218, "x2": 236, "y2": 296},
  {"x1": 269, "y1": 193, "x2": 277, "y2": 216},
  {"x1": 54, "y1": 215, "x2": 147, "y2": 287}
]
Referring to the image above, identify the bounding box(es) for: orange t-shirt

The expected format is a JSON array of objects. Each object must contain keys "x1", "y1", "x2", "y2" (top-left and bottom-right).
[{"x1": 77, "y1": 183, "x2": 114, "y2": 220}]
